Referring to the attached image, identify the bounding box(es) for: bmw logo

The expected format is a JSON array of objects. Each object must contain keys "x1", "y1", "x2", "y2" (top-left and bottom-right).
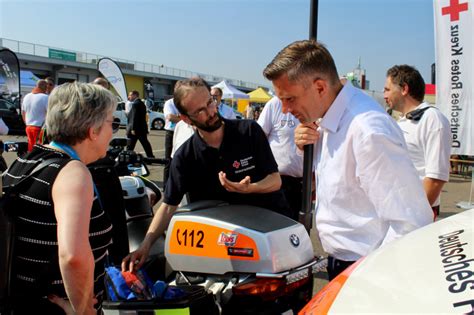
[{"x1": 289, "y1": 234, "x2": 300, "y2": 247}]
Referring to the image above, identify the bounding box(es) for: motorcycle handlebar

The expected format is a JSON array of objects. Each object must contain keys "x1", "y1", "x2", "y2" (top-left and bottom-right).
[{"x1": 143, "y1": 157, "x2": 168, "y2": 166}]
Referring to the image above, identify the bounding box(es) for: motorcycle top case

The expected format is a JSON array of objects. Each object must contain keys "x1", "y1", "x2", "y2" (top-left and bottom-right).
[
  {"x1": 102, "y1": 285, "x2": 219, "y2": 315},
  {"x1": 165, "y1": 201, "x2": 314, "y2": 275}
]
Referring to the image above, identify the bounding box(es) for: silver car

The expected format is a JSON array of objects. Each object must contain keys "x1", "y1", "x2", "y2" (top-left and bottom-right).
[{"x1": 114, "y1": 101, "x2": 165, "y2": 130}]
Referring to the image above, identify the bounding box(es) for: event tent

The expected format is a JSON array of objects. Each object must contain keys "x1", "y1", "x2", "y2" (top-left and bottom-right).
[
  {"x1": 247, "y1": 87, "x2": 272, "y2": 103},
  {"x1": 211, "y1": 80, "x2": 249, "y2": 100}
]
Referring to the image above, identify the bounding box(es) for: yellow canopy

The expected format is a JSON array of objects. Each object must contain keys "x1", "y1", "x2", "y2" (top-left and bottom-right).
[{"x1": 247, "y1": 87, "x2": 272, "y2": 103}]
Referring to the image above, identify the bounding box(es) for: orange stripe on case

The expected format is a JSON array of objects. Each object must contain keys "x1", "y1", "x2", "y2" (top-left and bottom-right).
[
  {"x1": 168, "y1": 221, "x2": 260, "y2": 261},
  {"x1": 298, "y1": 259, "x2": 363, "y2": 315}
]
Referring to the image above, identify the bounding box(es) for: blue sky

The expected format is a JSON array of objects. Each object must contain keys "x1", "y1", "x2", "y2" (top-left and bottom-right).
[{"x1": 0, "y1": 0, "x2": 435, "y2": 92}]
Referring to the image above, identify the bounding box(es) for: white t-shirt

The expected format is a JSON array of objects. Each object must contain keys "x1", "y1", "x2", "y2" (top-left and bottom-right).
[
  {"x1": 257, "y1": 97, "x2": 303, "y2": 178},
  {"x1": 171, "y1": 120, "x2": 194, "y2": 158},
  {"x1": 397, "y1": 102, "x2": 452, "y2": 206},
  {"x1": 163, "y1": 98, "x2": 180, "y2": 131},
  {"x1": 22, "y1": 92, "x2": 48, "y2": 126},
  {"x1": 311, "y1": 83, "x2": 432, "y2": 261},
  {"x1": 218, "y1": 103, "x2": 236, "y2": 119}
]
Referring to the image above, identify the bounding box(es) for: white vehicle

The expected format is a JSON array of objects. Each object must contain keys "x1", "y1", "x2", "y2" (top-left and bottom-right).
[
  {"x1": 300, "y1": 209, "x2": 474, "y2": 315},
  {"x1": 114, "y1": 101, "x2": 165, "y2": 130}
]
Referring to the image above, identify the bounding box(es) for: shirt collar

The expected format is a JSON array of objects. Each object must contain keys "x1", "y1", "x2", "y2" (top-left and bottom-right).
[
  {"x1": 319, "y1": 82, "x2": 355, "y2": 133},
  {"x1": 400, "y1": 102, "x2": 429, "y2": 121}
]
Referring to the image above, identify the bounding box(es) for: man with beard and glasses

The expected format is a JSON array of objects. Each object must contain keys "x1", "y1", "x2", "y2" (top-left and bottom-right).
[{"x1": 122, "y1": 77, "x2": 291, "y2": 271}]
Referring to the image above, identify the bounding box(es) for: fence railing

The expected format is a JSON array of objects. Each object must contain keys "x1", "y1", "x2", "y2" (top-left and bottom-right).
[{"x1": 0, "y1": 37, "x2": 262, "y2": 90}]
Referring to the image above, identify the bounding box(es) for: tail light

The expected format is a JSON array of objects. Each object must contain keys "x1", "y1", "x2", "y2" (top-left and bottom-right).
[{"x1": 232, "y1": 276, "x2": 310, "y2": 301}]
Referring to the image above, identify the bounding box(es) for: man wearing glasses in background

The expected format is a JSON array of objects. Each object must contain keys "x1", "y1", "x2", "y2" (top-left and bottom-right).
[
  {"x1": 122, "y1": 77, "x2": 290, "y2": 271},
  {"x1": 210, "y1": 87, "x2": 237, "y2": 119}
]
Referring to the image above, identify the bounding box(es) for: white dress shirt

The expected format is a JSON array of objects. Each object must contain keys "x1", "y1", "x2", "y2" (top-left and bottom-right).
[
  {"x1": 314, "y1": 83, "x2": 433, "y2": 261},
  {"x1": 397, "y1": 102, "x2": 452, "y2": 207},
  {"x1": 171, "y1": 120, "x2": 194, "y2": 158},
  {"x1": 163, "y1": 98, "x2": 180, "y2": 131},
  {"x1": 218, "y1": 103, "x2": 237, "y2": 119},
  {"x1": 258, "y1": 97, "x2": 303, "y2": 178}
]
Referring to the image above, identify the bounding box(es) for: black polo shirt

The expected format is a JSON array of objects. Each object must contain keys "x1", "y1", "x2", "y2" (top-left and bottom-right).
[{"x1": 165, "y1": 119, "x2": 291, "y2": 216}]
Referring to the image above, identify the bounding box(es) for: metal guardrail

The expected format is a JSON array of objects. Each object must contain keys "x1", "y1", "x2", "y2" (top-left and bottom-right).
[{"x1": 0, "y1": 37, "x2": 262, "y2": 90}]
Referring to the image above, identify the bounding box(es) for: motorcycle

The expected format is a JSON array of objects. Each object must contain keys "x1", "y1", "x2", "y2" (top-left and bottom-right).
[{"x1": 91, "y1": 137, "x2": 327, "y2": 314}]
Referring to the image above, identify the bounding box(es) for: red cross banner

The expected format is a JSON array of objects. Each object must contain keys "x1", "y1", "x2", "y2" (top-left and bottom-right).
[{"x1": 434, "y1": 0, "x2": 473, "y2": 155}]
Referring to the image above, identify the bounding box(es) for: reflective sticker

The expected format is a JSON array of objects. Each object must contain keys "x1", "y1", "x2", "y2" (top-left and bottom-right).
[{"x1": 217, "y1": 232, "x2": 238, "y2": 246}]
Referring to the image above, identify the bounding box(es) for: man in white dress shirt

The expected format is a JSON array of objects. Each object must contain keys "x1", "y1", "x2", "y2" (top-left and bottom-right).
[
  {"x1": 258, "y1": 96, "x2": 304, "y2": 220},
  {"x1": 210, "y1": 87, "x2": 237, "y2": 119},
  {"x1": 264, "y1": 40, "x2": 433, "y2": 280},
  {"x1": 384, "y1": 65, "x2": 451, "y2": 220}
]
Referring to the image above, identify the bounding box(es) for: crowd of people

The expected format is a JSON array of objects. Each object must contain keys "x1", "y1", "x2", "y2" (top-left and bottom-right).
[{"x1": 1, "y1": 39, "x2": 457, "y2": 313}]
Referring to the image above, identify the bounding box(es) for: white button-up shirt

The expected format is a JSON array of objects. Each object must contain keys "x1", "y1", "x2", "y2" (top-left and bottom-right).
[
  {"x1": 258, "y1": 97, "x2": 303, "y2": 178},
  {"x1": 218, "y1": 103, "x2": 237, "y2": 119},
  {"x1": 397, "y1": 102, "x2": 452, "y2": 206},
  {"x1": 163, "y1": 98, "x2": 179, "y2": 131},
  {"x1": 314, "y1": 83, "x2": 433, "y2": 261}
]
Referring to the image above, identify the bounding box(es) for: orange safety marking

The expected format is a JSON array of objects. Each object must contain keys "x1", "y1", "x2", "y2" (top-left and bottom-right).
[
  {"x1": 298, "y1": 259, "x2": 363, "y2": 315},
  {"x1": 168, "y1": 221, "x2": 259, "y2": 261}
]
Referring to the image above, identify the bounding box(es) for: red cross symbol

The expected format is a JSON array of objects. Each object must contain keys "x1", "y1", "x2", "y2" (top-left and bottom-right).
[
  {"x1": 442, "y1": 0, "x2": 469, "y2": 22},
  {"x1": 232, "y1": 161, "x2": 240, "y2": 169}
]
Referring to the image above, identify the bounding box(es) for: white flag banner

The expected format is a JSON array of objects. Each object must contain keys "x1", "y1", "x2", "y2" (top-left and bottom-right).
[
  {"x1": 434, "y1": 0, "x2": 473, "y2": 155},
  {"x1": 97, "y1": 58, "x2": 127, "y2": 102}
]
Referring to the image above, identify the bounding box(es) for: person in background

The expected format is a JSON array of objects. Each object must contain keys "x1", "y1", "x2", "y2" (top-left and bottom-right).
[
  {"x1": 170, "y1": 119, "x2": 194, "y2": 159},
  {"x1": 245, "y1": 103, "x2": 254, "y2": 120},
  {"x1": 384, "y1": 65, "x2": 451, "y2": 219},
  {"x1": 162, "y1": 83, "x2": 182, "y2": 189},
  {"x1": 264, "y1": 40, "x2": 433, "y2": 280},
  {"x1": 22, "y1": 79, "x2": 49, "y2": 151},
  {"x1": 93, "y1": 77, "x2": 110, "y2": 89},
  {"x1": 257, "y1": 96, "x2": 303, "y2": 220},
  {"x1": 122, "y1": 77, "x2": 290, "y2": 272},
  {"x1": 210, "y1": 87, "x2": 237, "y2": 119},
  {"x1": 45, "y1": 77, "x2": 55, "y2": 94},
  {"x1": 3, "y1": 82, "x2": 115, "y2": 314},
  {"x1": 126, "y1": 90, "x2": 154, "y2": 157}
]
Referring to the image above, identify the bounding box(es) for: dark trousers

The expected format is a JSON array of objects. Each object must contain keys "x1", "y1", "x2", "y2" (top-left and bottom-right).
[
  {"x1": 327, "y1": 256, "x2": 355, "y2": 281},
  {"x1": 281, "y1": 175, "x2": 303, "y2": 221},
  {"x1": 163, "y1": 130, "x2": 174, "y2": 189},
  {"x1": 127, "y1": 133, "x2": 154, "y2": 158},
  {"x1": 432, "y1": 205, "x2": 440, "y2": 220}
]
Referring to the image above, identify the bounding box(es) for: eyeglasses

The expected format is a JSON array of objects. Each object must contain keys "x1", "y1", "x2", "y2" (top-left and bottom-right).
[
  {"x1": 210, "y1": 95, "x2": 219, "y2": 101},
  {"x1": 106, "y1": 119, "x2": 121, "y2": 133},
  {"x1": 187, "y1": 97, "x2": 217, "y2": 119}
]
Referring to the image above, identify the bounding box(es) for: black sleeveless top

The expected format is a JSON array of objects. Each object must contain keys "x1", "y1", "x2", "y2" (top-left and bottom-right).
[{"x1": 3, "y1": 145, "x2": 113, "y2": 303}]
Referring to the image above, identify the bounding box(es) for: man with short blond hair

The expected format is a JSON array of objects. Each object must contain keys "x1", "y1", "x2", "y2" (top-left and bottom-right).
[{"x1": 264, "y1": 40, "x2": 433, "y2": 280}]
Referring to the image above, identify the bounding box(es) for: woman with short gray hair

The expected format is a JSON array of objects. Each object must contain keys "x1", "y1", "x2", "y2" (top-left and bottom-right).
[{"x1": 3, "y1": 82, "x2": 118, "y2": 314}]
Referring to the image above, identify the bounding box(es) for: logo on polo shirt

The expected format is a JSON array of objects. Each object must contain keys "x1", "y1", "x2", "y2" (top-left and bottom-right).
[{"x1": 232, "y1": 156, "x2": 256, "y2": 174}]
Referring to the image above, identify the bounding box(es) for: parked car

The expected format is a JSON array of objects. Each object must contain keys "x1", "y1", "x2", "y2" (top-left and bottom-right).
[
  {"x1": 114, "y1": 101, "x2": 165, "y2": 130},
  {"x1": 299, "y1": 209, "x2": 474, "y2": 315},
  {"x1": 0, "y1": 98, "x2": 25, "y2": 135}
]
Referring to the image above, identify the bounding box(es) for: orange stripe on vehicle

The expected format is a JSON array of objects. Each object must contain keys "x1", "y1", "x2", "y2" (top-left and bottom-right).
[
  {"x1": 298, "y1": 259, "x2": 363, "y2": 315},
  {"x1": 168, "y1": 221, "x2": 259, "y2": 261}
]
